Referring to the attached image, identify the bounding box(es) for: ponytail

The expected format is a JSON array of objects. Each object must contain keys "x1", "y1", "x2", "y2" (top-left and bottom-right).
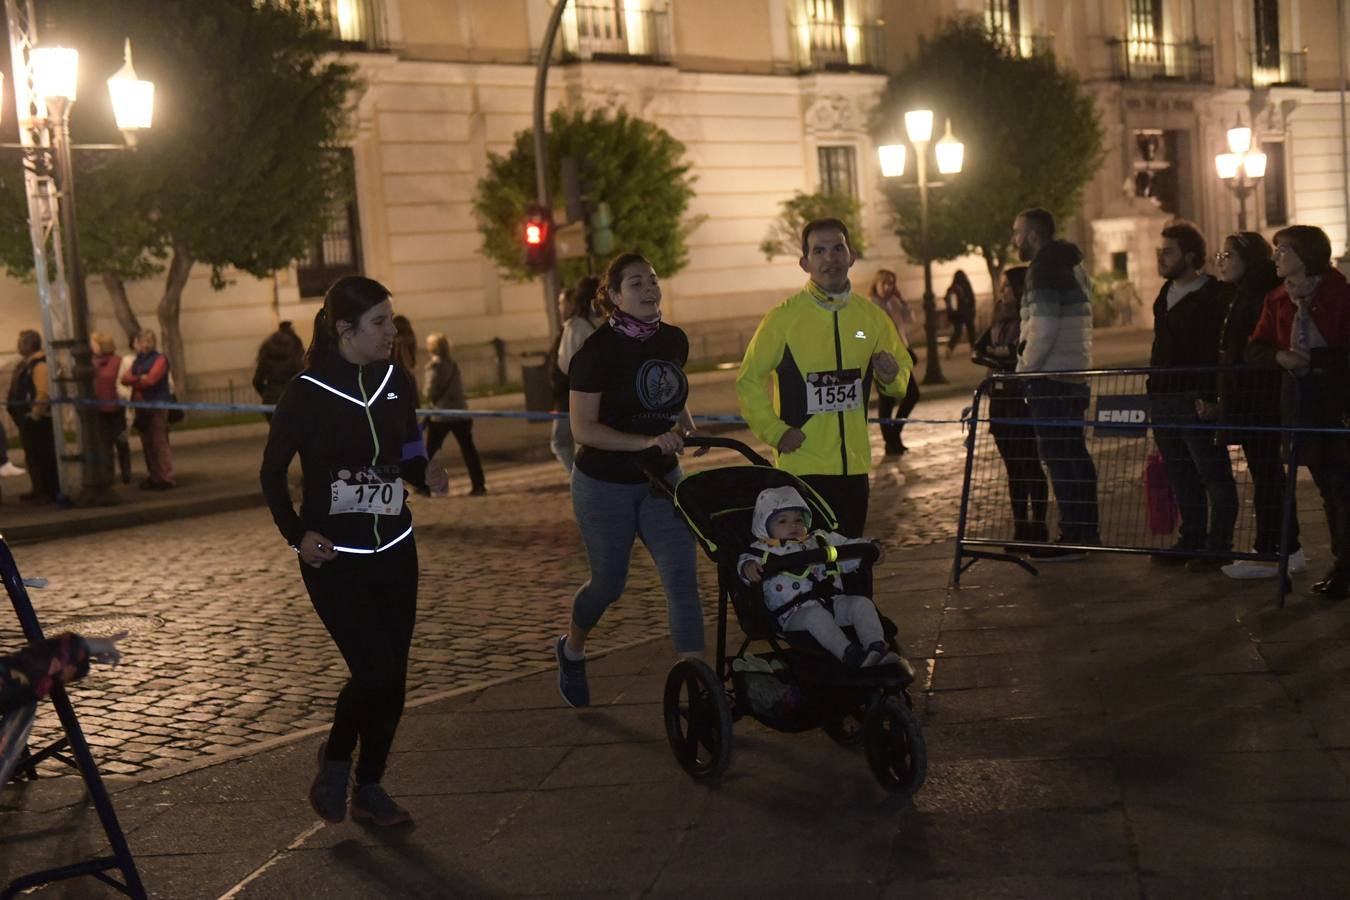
[{"x1": 305, "y1": 308, "x2": 336, "y2": 368}]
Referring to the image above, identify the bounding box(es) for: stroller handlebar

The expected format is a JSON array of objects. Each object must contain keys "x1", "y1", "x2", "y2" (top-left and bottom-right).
[
  {"x1": 756, "y1": 542, "x2": 880, "y2": 579},
  {"x1": 636, "y1": 435, "x2": 772, "y2": 466}
]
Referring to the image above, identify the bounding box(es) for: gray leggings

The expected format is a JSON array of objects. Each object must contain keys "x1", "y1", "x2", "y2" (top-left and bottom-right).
[
  {"x1": 570, "y1": 466, "x2": 704, "y2": 654},
  {"x1": 782, "y1": 595, "x2": 884, "y2": 661}
]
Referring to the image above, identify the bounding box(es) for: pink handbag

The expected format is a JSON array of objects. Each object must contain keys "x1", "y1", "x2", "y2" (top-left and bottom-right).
[{"x1": 1144, "y1": 451, "x2": 1179, "y2": 535}]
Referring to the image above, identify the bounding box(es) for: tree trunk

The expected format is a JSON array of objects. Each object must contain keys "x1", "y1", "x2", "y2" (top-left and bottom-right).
[
  {"x1": 102, "y1": 273, "x2": 142, "y2": 347},
  {"x1": 157, "y1": 245, "x2": 194, "y2": 397},
  {"x1": 982, "y1": 246, "x2": 1002, "y2": 298}
]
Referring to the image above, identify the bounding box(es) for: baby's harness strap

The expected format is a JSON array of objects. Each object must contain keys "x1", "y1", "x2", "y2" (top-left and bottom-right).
[{"x1": 765, "y1": 534, "x2": 843, "y2": 622}]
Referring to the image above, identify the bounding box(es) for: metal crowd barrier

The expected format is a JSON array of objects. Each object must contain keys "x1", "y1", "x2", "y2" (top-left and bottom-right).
[
  {"x1": 952, "y1": 366, "x2": 1324, "y2": 607},
  {"x1": 1, "y1": 540, "x2": 146, "y2": 898}
]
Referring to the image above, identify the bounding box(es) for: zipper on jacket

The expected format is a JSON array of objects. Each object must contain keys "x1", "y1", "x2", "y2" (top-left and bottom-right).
[
  {"x1": 833, "y1": 309, "x2": 847, "y2": 476},
  {"x1": 357, "y1": 366, "x2": 383, "y2": 547}
]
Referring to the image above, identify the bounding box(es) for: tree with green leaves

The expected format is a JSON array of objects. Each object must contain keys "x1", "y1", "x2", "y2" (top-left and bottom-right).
[
  {"x1": 873, "y1": 15, "x2": 1104, "y2": 287},
  {"x1": 759, "y1": 190, "x2": 867, "y2": 261},
  {"x1": 0, "y1": 0, "x2": 358, "y2": 391},
  {"x1": 473, "y1": 106, "x2": 700, "y2": 286}
]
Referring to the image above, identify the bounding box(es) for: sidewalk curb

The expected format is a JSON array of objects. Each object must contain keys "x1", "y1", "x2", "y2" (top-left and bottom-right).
[{"x1": 2, "y1": 492, "x2": 266, "y2": 547}]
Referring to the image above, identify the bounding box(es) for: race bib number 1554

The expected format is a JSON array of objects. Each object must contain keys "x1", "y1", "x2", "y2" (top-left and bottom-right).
[{"x1": 806, "y1": 368, "x2": 862, "y2": 415}]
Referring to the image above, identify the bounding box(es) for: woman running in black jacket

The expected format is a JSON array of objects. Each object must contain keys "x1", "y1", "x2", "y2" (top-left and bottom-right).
[{"x1": 260, "y1": 276, "x2": 426, "y2": 827}]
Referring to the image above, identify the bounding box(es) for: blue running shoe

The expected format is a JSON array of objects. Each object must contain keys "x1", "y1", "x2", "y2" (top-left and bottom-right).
[{"x1": 555, "y1": 635, "x2": 590, "y2": 708}]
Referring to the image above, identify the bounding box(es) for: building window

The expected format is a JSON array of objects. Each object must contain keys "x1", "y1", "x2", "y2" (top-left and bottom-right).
[
  {"x1": 818, "y1": 146, "x2": 858, "y2": 199},
  {"x1": 297, "y1": 151, "x2": 362, "y2": 299},
  {"x1": 562, "y1": 1, "x2": 673, "y2": 62},
  {"x1": 985, "y1": 0, "x2": 1021, "y2": 37},
  {"x1": 792, "y1": 0, "x2": 885, "y2": 71},
  {"x1": 294, "y1": 0, "x2": 389, "y2": 51},
  {"x1": 1249, "y1": 0, "x2": 1304, "y2": 86},
  {"x1": 1132, "y1": 129, "x2": 1187, "y2": 216},
  {"x1": 1253, "y1": 0, "x2": 1281, "y2": 71},
  {"x1": 1129, "y1": 0, "x2": 1163, "y2": 45},
  {"x1": 1263, "y1": 141, "x2": 1288, "y2": 226}
]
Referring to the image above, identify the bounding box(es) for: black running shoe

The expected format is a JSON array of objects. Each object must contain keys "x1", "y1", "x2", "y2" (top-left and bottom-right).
[{"x1": 554, "y1": 635, "x2": 590, "y2": 708}]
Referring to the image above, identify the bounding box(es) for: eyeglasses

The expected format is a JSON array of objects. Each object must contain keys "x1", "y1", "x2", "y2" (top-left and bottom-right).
[
  {"x1": 1214, "y1": 251, "x2": 1233, "y2": 263},
  {"x1": 1273, "y1": 245, "x2": 1292, "y2": 256}
]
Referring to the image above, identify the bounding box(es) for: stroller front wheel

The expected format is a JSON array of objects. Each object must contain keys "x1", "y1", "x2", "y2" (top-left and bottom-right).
[
  {"x1": 663, "y1": 658, "x2": 733, "y2": 781},
  {"x1": 863, "y1": 695, "x2": 926, "y2": 797}
]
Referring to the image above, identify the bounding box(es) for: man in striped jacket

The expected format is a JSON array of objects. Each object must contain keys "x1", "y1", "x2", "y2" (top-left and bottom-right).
[{"x1": 1012, "y1": 207, "x2": 1100, "y2": 560}]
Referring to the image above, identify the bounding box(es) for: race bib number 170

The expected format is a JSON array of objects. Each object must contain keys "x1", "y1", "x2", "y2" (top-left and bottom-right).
[
  {"x1": 806, "y1": 368, "x2": 862, "y2": 415},
  {"x1": 329, "y1": 465, "x2": 404, "y2": 516}
]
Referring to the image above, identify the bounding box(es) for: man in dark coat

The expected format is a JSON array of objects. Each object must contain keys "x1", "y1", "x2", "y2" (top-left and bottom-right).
[
  {"x1": 1146, "y1": 221, "x2": 1237, "y2": 570},
  {"x1": 7, "y1": 330, "x2": 59, "y2": 503},
  {"x1": 252, "y1": 321, "x2": 305, "y2": 422}
]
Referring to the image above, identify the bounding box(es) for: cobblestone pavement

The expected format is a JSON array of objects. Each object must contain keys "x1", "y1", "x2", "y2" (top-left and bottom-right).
[{"x1": 3, "y1": 397, "x2": 972, "y2": 778}]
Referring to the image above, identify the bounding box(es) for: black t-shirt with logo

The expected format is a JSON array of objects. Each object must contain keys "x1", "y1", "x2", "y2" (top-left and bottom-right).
[{"x1": 568, "y1": 321, "x2": 690, "y2": 484}]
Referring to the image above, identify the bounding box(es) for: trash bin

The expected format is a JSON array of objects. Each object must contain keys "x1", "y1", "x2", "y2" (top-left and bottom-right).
[{"x1": 521, "y1": 362, "x2": 552, "y2": 420}]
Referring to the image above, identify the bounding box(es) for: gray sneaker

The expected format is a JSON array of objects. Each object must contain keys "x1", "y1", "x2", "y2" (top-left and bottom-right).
[
  {"x1": 350, "y1": 782, "x2": 413, "y2": 827},
  {"x1": 555, "y1": 635, "x2": 590, "y2": 708},
  {"x1": 308, "y1": 742, "x2": 350, "y2": 823}
]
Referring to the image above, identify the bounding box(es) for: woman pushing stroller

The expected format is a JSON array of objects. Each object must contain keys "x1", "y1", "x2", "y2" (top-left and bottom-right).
[{"x1": 739, "y1": 485, "x2": 913, "y2": 677}]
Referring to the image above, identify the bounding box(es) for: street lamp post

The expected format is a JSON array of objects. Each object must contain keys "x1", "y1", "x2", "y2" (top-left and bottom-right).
[
  {"x1": 1214, "y1": 114, "x2": 1266, "y2": 232},
  {"x1": 14, "y1": 41, "x2": 154, "y2": 505},
  {"x1": 878, "y1": 111, "x2": 964, "y2": 386}
]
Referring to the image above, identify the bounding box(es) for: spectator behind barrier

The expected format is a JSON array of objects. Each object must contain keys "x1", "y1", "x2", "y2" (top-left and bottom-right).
[
  {"x1": 252, "y1": 321, "x2": 306, "y2": 423},
  {"x1": 1214, "y1": 233, "x2": 1304, "y2": 580},
  {"x1": 1246, "y1": 224, "x2": 1350, "y2": 600},
  {"x1": 1146, "y1": 221, "x2": 1238, "y2": 571},
  {"x1": 868, "y1": 269, "x2": 920, "y2": 456},
  {"x1": 1010, "y1": 207, "x2": 1100, "y2": 559},
  {"x1": 944, "y1": 269, "x2": 977, "y2": 357},
  {"x1": 91, "y1": 332, "x2": 133, "y2": 485},
  {"x1": 972, "y1": 265, "x2": 1050, "y2": 552},
  {"x1": 548, "y1": 276, "x2": 603, "y2": 474},
  {"x1": 423, "y1": 331, "x2": 486, "y2": 497},
  {"x1": 7, "y1": 329, "x2": 59, "y2": 504}
]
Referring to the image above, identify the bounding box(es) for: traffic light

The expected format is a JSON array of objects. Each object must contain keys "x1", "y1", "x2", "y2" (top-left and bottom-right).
[{"x1": 522, "y1": 205, "x2": 554, "y2": 272}]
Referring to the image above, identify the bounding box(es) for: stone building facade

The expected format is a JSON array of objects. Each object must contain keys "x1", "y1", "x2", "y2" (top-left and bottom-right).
[{"x1": 1, "y1": 0, "x2": 1347, "y2": 396}]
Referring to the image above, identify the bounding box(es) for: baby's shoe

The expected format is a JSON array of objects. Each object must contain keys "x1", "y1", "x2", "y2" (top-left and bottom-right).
[
  {"x1": 863, "y1": 641, "x2": 902, "y2": 668},
  {"x1": 842, "y1": 642, "x2": 868, "y2": 669}
]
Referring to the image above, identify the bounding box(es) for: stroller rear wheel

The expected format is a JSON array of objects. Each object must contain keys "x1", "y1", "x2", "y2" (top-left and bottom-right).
[
  {"x1": 863, "y1": 695, "x2": 926, "y2": 796},
  {"x1": 663, "y1": 658, "x2": 733, "y2": 780}
]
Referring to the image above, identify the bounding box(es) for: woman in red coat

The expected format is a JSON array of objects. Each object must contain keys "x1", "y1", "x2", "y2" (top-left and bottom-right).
[{"x1": 1245, "y1": 225, "x2": 1350, "y2": 598}]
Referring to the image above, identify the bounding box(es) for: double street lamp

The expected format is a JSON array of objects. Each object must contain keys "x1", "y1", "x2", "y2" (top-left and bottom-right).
[
  {"x1": 1214, "y1": 114, "x2": 1266, "y2": 232},
  {"x1": 878, "y1": 110, "x2": 964, "y2": 385},
  {"x1": 7, "y1": 38, "x2": 154, "y2": 504}
]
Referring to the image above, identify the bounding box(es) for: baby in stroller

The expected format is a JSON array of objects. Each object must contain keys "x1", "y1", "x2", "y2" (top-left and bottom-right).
[{"x1": 738, "y1": 486, "x2": 907, "y2": 672}]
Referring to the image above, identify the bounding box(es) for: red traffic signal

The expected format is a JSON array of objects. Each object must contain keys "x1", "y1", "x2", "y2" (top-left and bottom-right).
[{"x1": 522, "y1": 205, "x2": 554, "y2": 271}]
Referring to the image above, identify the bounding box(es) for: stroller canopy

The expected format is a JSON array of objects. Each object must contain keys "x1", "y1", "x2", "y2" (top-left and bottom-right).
[{"x1": 673, "y1": 466, "x2": 839, "y2": 563}]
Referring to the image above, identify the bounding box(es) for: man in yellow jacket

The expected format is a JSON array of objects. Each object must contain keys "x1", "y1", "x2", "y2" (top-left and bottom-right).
[{"x1": 737, "y1": 218, "x2": 911, "y2": 539}]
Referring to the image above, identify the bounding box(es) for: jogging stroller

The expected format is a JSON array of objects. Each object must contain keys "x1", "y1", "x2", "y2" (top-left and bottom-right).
[{"x1": 646, "y1": 436, "x2": 925, "y2": 796}]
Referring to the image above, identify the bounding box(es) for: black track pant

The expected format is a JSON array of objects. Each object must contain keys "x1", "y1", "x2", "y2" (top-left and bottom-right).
[
  {"x1": 16, "y1": 417, "x2": 58, "y2": 499},
  {"x1": 877, "y1": 361, "x2": 921, "y2": 451},
  {"x1": 301, "y1": 537, "x2": 418, "y2": 785},
  {"x1": 1309, "y1": 463, "x2": 1350, "y2": 578},
  {"x1": 1239, "y1": 430, "x2": 1299, "y2": 555},
  {"x1": 989, "y1": 395, "x2": 1049, "y2": 541},
  {"x1": 425, "y1": 419, "x2": 486, "y2": 491}
]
